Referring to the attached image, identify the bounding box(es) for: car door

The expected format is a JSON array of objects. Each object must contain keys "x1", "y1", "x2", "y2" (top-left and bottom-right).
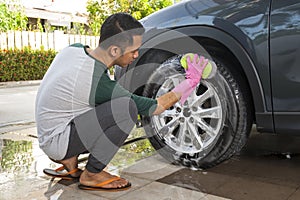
[{"x1": 270, "y1": 0, "x2": 300, "y2": 133}]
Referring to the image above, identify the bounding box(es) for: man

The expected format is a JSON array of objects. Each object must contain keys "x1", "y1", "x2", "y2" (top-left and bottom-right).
[{"x1": 36, "y1": 12, "x2": 208, "y2": 191}]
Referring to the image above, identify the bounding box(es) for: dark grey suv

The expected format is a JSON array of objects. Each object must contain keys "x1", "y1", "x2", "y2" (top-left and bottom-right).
[{"x1": 115, "y1": 0, "x2": 300, "y2": 169}]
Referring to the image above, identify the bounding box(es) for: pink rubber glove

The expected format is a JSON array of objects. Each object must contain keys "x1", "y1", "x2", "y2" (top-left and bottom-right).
[
  {"x1": 172, "y1": 54, "x2": 208, "y2": 105},
  {"x1": 185, "y1": 54, "x2": 208, "y2": 87}
]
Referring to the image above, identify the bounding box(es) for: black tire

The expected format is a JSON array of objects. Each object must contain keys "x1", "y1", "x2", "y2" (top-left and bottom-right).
[{"x1": 142, "y1": 53, "x2": 253, "y2": 169}]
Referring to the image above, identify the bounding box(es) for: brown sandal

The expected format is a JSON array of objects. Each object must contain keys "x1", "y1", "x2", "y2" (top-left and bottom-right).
[
  {"x1": 43, "y1": 166, "x2": 82, "y2": 180},
  {"x1": 78, "y1": 176, "x2": 131, "y2": 191}
]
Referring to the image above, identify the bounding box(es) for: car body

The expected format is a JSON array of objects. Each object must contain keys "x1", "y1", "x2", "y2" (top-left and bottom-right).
[{"x1": 115, "y1": 0, "x2": 300, "y2": 168}]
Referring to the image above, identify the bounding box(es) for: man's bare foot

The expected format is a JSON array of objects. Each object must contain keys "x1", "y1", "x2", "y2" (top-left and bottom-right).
[
  {"x1": 50, "y1": 156, "x2": 82, "y2": 178},
  {"x1": 80, "y1": 169, "x2": 129, "y2": 189}
]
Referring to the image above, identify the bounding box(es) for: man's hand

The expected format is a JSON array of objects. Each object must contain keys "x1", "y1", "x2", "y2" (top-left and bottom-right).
[
  {"x1": 185, "y1": 54, "x2": 208, "y2": 87},
  {"x1": 172, "y1": 54, "x2": 208, "y2": 105},
  {"x1": 153, "y1": 54, "x2": 210, "y2": 115}
]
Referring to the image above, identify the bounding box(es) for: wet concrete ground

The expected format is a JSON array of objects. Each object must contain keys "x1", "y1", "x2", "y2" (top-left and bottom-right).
[
  {"x1": 158, "y1": 131, "x2": 300, "y2": 200},
  {"x1": 0, "y1": 126, "x2": 299, "y2": 200}
]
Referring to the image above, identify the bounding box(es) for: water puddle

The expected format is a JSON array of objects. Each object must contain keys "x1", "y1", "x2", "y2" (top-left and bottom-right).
[
  {"x1": 0, "y1": 127, "x2": 155, "y2": 199},
  {"x1": 0, "y1": 140, "x2": 31, "y2": 168}
]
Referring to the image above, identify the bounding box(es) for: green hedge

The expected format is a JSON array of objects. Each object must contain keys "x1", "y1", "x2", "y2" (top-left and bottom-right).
[{"x1": 0, "y1": 48, "x2": 57, "y2": 82}]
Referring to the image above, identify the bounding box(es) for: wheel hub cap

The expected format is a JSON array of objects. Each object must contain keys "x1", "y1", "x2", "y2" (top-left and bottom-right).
[{"x1": 183, "y1": 107, "x2": 191, "y2": 117}]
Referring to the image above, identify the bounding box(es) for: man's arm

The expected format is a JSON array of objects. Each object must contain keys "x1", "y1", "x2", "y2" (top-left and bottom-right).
[{"x1": 152, "y1": 91, "x2": 181, "y2": 115}]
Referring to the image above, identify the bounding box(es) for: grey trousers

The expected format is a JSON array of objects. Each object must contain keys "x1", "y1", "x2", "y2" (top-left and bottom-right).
[{"x1": 63, "y1": 97, "x2": 138, "y2": 173}]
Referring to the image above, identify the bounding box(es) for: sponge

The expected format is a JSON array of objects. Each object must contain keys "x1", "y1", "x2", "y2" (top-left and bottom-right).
[{"x1": 180, "y1": 53, "x2": 217, "y2": 79}]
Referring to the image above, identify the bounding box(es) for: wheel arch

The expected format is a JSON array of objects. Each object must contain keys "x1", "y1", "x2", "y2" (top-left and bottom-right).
[{"x1": 117, "y1": 26, "x2": 271, "y2": 131}]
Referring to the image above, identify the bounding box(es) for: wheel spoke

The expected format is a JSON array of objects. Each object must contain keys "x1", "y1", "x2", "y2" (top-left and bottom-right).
[
  {"x1": 191, "y1": 87, "x2": 214, "y2": 107},
  {"x1": 161, "y1": 109, "x2": 177, "y2": 118},
  {"x1": 187, "y1": 89, "x2": 198, "y2": 104},
  {"x1": 196, "y1": 106, "x2": 222, "y2": 119},
  {"x1": 170, "y1": 76, "x2": 183, "y2": 88},
  {"x1": 157, "y1": 86, "x2": 170, "y2": 96},
  {"x1": 158, "y1": 117, "x2": 180, "y2": 138},
  {"x1": 195, "y1": 118, "x2": 216, "y2": 138},
  {"x1": 176, "y1": 122, "x2": 188, "y2": 147},
  {"x1": 187, "y1": 122, "x2": 204, "y2": 149},
  {"x1": 166, "y1": 117, "x2": 180, "y2": 130}
]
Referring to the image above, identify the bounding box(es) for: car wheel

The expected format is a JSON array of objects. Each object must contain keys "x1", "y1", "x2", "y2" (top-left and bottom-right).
[{"x1": 142, "y1": 53, "x2": 253, "y2": 169}]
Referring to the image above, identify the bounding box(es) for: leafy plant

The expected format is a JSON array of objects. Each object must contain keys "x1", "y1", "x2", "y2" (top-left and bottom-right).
[
  {"x1": 0, "y1": 0, "x2": 28, "y2": 31},
  {"x1": 86, "y1": 0, "x2": 116, "y2": 36},
  {"x1": 68, "y1": 22, "x2": 87, "y2": 35},
  {"x1": 86, "y1": 0, "x2": 173, "y2": 35},
  {"x1": 0, "y1": 47, "x2": 57, "y2": 82},
  {"x1": 115, "y1": 0, "x2": 172, "y2": 20}
]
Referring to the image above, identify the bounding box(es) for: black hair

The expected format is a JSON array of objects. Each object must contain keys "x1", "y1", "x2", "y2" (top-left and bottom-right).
[{"x1": 99, "y1": 12, "x2": 145, "y2": 51}]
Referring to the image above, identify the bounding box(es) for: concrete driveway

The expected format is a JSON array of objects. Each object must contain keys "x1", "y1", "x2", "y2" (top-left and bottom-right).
[{"x1": 0, "y1": 126, "x2": 300, "y2": 200}]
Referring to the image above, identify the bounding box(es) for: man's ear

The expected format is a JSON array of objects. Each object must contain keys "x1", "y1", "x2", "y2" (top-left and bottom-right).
[{"x1": 109, "y1": 45, "x2": 121, "y2": 57}]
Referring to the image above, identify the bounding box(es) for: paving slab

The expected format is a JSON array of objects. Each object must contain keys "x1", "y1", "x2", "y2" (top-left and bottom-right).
[
  {"x1": 157, "y1": 168, "x2": 239, "y2": 194},
  {"x1": 122, "y1": 154, "x2": 183, "y2": 181},
  {"x1": 288, "y1": 189, "x2": 300, "y2": 200},
  {"x1": 116, "y1": 181, "x2": 206, "y2": 200},
  {"x1": 213, "y1": 177, "x2": 296, "y2": 200},
  {"x1": 201, "y1": 194, "x2": 231, "y2": 200}
]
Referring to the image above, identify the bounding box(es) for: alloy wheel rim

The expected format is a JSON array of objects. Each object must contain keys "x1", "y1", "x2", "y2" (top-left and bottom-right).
[{"x1": 152, "y1": 73, "x2": 224, "y2": 154}]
